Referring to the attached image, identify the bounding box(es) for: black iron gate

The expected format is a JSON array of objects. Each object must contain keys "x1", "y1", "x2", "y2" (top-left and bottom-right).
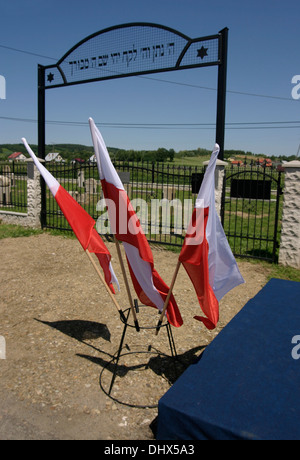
[
  {"x1": 42, "y1": 160, "x2": 205, "y2": 248},
  {"x1": 221, "y1": 164, "x2": 283, "y2": 262}
]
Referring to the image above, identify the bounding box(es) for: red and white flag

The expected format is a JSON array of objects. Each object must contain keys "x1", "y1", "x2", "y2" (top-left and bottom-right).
[
  {"x1": 179, "y1": 144, "x2": 245, "y2": 330},
  {"x1": 22, "y1": 138, "x2": 119, "y2": 294},
  {"x1": 89, "y1": 118, "x2": 183, "y2": 328}
]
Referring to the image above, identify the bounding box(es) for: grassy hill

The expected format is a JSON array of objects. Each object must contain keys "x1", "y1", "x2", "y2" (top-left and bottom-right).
[{"x1": 0, "y1": 143, "x2": 297, "y2": 164}]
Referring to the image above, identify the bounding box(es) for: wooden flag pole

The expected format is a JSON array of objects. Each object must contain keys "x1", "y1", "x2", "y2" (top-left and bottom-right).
[
  {"x1": 85, "y1": 250, "x2": 126, "y2": 323},
  {"x1": 113, "y1": 237, "x2": 140, "y2": 332},
  {"x1": 155, "y1": 259, "x2": 181, "y2": 336}
]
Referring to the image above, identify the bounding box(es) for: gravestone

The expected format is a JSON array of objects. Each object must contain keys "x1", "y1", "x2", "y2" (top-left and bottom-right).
[
  {"x1": 0, "y1": 175, "x2": 11, "y2": 205},
  {"x1": 85, "y1": 178, "x2": 98, "y2": 194}
]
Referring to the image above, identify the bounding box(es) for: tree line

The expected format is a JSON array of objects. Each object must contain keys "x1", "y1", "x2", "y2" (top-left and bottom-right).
[{"x1": 0, "y1": 143, "x2": 298, "y2": 163}]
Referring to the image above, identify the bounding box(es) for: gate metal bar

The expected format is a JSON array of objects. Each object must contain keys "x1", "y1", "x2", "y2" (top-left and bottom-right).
[
  {"x1": 221, "y1": 164, "x2": 283, "y2": 263},
  {"x1": 38, "y1": 23, "x2": 229, "y2": 170}
]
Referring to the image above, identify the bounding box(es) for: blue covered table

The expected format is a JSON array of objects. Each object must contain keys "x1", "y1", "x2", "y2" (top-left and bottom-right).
[{"x1": 157, "y1": 278, "x2": 300, "y2": 440}]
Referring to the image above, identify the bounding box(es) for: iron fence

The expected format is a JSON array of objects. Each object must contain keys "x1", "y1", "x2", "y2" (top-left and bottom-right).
[
  {"x1": 221, "y1": 163, "x2": 284, "y2": 262},
  {"x1": 42, "y1": 160, "x2": 205, "y2": 248},
  {"x1": 0, "y1": 161, "x2": 28, "y2": 213},
  {"x1": 2, "y1": 159, "x2": 283, "y2": 263}
]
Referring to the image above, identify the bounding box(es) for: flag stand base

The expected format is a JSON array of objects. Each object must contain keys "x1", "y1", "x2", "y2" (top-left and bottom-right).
[{"x1": 99, "y1": 303, "x2": 180, "y2": 409}]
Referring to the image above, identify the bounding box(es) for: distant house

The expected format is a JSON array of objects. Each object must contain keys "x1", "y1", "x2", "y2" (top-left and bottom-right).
[
  {"x1": 265, "y1": 159, "x2": 272, "y2": 167},
  {"x1": 89, "y1": 154, "x2": 97, "y2": 164},
  {"x1": 71, "y1": 158, "x2": 85, "y2": 164},
  {"x1": 230, "y1": 159, "x2": 244, "y2": 166},
  {"x1": 256, "y1": 158, "x2": 272, "y2": 167},
  {"x1": 8, "y1": 152, "x2": 27, "y2": 162},
  {"x1": 45, "y1": 152, "x2": 64, "y2": 163}
]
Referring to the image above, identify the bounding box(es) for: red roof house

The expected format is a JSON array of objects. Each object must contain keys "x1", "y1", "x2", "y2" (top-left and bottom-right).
[{"x1": 8, "y1": 152, "x2": 27, "y2": 161}]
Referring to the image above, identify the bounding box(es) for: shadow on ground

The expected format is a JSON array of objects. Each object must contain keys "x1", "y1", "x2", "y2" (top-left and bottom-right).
[{"x1": 35, "y1": 318, "x2": 205, "y2": 386}]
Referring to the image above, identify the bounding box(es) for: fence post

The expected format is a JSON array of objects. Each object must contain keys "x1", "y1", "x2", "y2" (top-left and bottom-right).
[
  {"x1": 278, "y1": 160, "x2": 300, "y2": 269},
  {"x1": 26, "y1": 159, "x2": 42, "y2": 228},
  {"x1": 203, "y1": 158, "x2": 228, "y2": 217}
]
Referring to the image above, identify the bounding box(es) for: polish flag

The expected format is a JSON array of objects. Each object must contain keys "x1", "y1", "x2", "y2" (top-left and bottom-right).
[
  {"x1": 89, "y1": 118, "x2": 183, "y2": 328},
  {"x1": 22, "y1": 138, "x2": 119, "y2": 294},
  {"x1": 179, "y1": 144, "x2": 245, "y2": 329}
]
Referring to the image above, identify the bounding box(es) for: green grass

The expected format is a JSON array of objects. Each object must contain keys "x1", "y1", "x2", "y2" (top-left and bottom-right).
[
  {"x1": 171, "y1": 156, "x2": 211, "y2": 166},
  {"x1": 0, "y1": 220, "x2": 78, "y2": 241},
  {"x1": 0, "y1": 221, "x2": 43, "y2": 239},
  {"x1": 0, "y1": 220, "x2": 299, "y2": 283},
  {"x1": 241, "y1": 257, "x2": 300, "y2": 283}
]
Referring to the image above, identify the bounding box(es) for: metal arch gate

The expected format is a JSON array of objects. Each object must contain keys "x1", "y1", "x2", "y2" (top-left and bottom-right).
[
  {"x1": 221, "y1": 164, "x2": 283, "y2": 263},
  {"x1": 37, "y1": 22, "x2": 229, "y2": 228}
]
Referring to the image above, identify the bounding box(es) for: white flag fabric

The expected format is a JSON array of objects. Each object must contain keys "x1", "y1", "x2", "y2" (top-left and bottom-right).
[{"x1": 179, "y1": 144, "x2": 245, "y2": 329}]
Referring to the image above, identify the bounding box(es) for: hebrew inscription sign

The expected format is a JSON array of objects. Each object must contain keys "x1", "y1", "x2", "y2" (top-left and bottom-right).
[{"x1": 43, "y1": 23, "x2": 221, "y2": 89}]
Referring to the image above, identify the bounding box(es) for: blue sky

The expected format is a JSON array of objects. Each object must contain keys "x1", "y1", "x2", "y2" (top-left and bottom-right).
[{"x1": 0, "y1": 0, "x2": 300, "y2": 156}]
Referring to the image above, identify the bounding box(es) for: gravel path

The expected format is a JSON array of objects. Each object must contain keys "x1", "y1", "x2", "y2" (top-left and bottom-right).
[{"x1": 0, "y1": 233, "x2": 271, "y2": 440}]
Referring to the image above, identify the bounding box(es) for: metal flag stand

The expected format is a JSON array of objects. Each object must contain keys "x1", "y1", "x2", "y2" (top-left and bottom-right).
[{"x1": 99, "y1": 300, "x2": 180, "y2": 409}]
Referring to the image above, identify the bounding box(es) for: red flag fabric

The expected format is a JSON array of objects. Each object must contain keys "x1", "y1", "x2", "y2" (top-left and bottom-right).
[
  {"x1": 179, "y1": 206, "x2": 219, "y2": 329},
  {"x1": 89, "y1": 118, "x2": 183, "y2": 328},
  {"x1": 179, "y1": 144, "x2": 245, "y2": 329},
  {"x1": 22, "y1": 138, "x2": 119, "y2": 294},
  {"x1": 54, "y1": 185, "x2": 97, "y2": 250}
]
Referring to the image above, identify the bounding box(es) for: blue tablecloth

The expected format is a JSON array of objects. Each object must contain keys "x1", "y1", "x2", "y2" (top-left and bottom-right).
[{"x1": 157, "y1": 278, "x2": 300, "y2": 440}]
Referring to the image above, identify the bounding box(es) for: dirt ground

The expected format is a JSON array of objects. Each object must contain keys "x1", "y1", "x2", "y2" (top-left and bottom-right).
[{"x1": 0, "y1": 233, "x2": 272, "y2": 440}]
